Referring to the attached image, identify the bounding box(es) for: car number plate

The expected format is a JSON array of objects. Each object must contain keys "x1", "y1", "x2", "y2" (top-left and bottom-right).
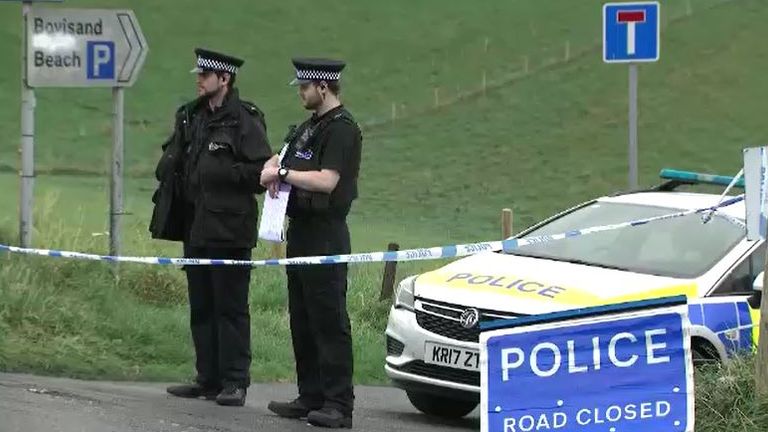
[{"x1": 424, "y1": 342, "x2": 479, "y2": 371}]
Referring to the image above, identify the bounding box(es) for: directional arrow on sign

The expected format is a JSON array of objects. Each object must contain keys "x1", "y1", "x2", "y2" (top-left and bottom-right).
[
  {"x1": 116, "y1": 12, "x2": 147, "y2": 87},
  {"x1": 27, "y1": 8, "x2": 149, "y2": 88}
]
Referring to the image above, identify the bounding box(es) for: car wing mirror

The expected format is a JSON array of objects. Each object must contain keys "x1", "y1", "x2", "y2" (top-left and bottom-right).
[{"x1": 754, "y1": 271, "x2": 764, "y2": 292}]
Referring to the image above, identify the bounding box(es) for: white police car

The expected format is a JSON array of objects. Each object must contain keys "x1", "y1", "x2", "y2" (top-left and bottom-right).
[{"x1": 385, "y1": 170, "x2": 763, "y2": 419}]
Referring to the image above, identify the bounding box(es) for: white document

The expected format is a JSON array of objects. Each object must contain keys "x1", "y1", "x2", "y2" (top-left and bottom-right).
[
  {"x1": 258, "y1": 144, "x2": 291, "y2": 242},
  {"x1": 258, "y1": 182, "x2": 291, "y2": 242}
]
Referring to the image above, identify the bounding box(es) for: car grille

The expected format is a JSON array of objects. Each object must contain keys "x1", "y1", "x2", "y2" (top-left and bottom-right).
[
  {"x1": 386, "y1": 335, "x2": 405, "y2": 356},
  {"x1": 393, "y1": 361, "x2": 479, "y2": 387},
  {"x1": 415, "y1": 298, "x2": 526, "y2": 342}
]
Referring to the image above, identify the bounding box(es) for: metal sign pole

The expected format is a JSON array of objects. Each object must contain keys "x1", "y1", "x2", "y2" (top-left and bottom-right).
[
  {"x1": 20, "y1": 0, "x2": 36, "y2": 248},
  {"x1": 628, "y1": 63, "x2": 639, "y2": 189},
  {"x1": 605, "y1": 3, "x2": 658, "y2": 190},
  {"x1": 110, "y1": 87, "x2": 124, "y2": 259}
]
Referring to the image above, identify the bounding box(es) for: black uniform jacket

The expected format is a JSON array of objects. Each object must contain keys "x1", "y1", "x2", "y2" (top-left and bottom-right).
[{"x1": 150, "y1": 88, "x2": 272, "y2": 248}]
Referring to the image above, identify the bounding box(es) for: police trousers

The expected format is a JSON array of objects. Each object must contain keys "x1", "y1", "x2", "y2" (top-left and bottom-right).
[
  {"x1": 183, "y1": 243, "x2": 252, "y2": 389},
  {"x1": 285, "y1": 215, "x2": 354, "y2": 414}
]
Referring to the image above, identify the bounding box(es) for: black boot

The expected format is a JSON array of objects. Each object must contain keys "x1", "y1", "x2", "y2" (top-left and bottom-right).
[
  {"x1": 267, "y1": 398, "x2": 322, "y2": 419},
  {"x1": 215, "y1": 385, "x2": 247, "y2": 407},
  {"x1": 307, "y1": 407, "x2": 353, "y2": 429},
  {"x1": 166, "y1": 383, "x2": 219, "y2": 400}
]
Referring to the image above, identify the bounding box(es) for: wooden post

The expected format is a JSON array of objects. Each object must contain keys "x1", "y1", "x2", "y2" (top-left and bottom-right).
[
  {"x1": 391, "y1": 102, "x2": 397, "y2": 121},
  {"x1": 523, "y1": 56, "x2": 530, "y2": 74},
  {"x1": 434, "y1": 88, "x2": 440, "y2": 107},
  {"x1": 755, "y1": 256, "x2": 768, "y2": 394},
  {"x1": 270, "y1": 242, "x2": 284, "y2": 259},
  {"x1": 482, "y1": 70, "x2": 487, "y2": 95},
  {"x1": 380, "y1": 242, "x2": 400, "y2": 301},
  {"x1": 564, "y1": 40, "x2": 571, "y2": 62},
  {"x1": 502, "y1": 208, "x2": 513, "y2": 239}
]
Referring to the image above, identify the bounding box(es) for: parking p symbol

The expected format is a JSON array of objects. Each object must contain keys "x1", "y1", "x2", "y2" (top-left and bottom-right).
[{"x1": 87, "y1": 41, "x2": 115, "y2": 79}]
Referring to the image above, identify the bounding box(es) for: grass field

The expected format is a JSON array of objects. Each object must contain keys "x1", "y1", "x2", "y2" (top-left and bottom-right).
[{"x1": 1, "y1": 0, "x2": 768, "y2": 427}]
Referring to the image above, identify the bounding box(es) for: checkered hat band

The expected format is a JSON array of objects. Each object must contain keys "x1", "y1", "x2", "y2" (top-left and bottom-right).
[
  {"x1": 197, "y1": 57, "x2": 238, "y2": 74},
  {"x1": 296, "y1": 69, "x2": 341, "y2": 81}
]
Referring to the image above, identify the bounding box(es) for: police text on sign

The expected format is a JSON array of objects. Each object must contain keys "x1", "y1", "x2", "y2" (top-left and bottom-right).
[{"x1": 500, "y1": 328, "x2": 669, "y2": 379}]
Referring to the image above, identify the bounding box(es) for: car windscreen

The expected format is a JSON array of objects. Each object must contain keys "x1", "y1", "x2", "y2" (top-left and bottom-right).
[{"x1": 507, "y1": 201, "x2": 745, "y2": 278}]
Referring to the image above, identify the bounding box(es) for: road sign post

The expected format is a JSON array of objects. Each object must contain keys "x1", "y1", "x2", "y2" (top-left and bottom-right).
[
  {"x1": 603, "y1": 2, "x2": 660, "y2": 190},
  {"x1": 629, "y1": 63, "x2": 638, "y2": 189},
  {"x1": 19, "y1": 0, "x2": 38, "y2": 248},
  {"x1": 111, "y1": 87, "x2": 124, "y2": 259},
  {"x1": 21, "y1": 7, "x2": 147, "y2": 259},
  {"x1": 7, "y1": 0, "x2": 63, "y2": 248}
]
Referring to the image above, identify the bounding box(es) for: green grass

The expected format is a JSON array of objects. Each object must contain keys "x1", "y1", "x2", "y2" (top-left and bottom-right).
[
  {"x1": 0, "y1": 186, "x2": 443, "y2": 384},
  {"x1": 695, "y1": 356, "x2": 768, "y2": 432},
  {"x1": 1, "y1": 0, "x2": 768, "y2": 421}
]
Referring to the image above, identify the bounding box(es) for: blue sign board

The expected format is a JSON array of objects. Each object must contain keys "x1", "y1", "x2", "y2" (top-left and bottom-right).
[
  {"x1": 480, "y1": 304, "x2": 693, "y2": 432},
  {"x1": 603, "y1": 2, "x2": 660, "y2": 63},
  {"x1": 86, "y1": 41, "x2": 115, "y2": 80}
]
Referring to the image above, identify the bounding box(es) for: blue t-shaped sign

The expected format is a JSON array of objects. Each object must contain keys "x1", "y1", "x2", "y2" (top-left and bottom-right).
[{"x1": 603, "y1": 2, "x2": 660, "y2": 63}]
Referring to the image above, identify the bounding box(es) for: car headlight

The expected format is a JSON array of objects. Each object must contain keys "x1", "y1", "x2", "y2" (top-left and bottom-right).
[{"x1": 394, "y1": 275, "x2": 416, "y2": 311}]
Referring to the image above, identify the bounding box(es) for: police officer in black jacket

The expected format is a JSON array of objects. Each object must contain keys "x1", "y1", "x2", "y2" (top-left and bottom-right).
[
  {"x1": 150, "y1": 48, "x2": 272, "y2": 407},
  {"x1": 261, "y1": 58, "x2": 362, "y2": 428}
]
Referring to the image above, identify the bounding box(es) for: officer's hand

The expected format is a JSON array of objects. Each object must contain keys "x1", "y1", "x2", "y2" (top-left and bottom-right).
[
  {"x1": 268, "y1": 181, "x2": 280, "y2": 198},
  {"x1": 260, "y1": 166, "x2": 279, "y2": 186}
]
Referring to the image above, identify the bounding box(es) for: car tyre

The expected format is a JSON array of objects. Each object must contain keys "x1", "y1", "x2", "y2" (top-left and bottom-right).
[
  {"x1": 692, "y1": 339, "x2": 720, "y2": 368},
  {"x1": 406, "y1": 390, "x2": 478, "y2": 419}
]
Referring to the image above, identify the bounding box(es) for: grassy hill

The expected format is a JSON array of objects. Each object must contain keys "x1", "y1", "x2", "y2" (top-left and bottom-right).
[
  {"x1": 1, "y1": 0, "x2": 763, "y2": 244},
  {"x1": 1, "y1": 1, "x2": 768, "y2": 426}
]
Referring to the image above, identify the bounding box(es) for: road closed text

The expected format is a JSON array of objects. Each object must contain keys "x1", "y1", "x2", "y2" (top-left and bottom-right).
[{"x1": 502, "y1": 400, "x2": 672, "y2": 432}]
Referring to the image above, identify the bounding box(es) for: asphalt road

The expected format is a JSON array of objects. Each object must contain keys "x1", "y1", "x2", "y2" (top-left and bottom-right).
[{"x1": 0, "y1": 373, "x2": 480, "y2": 432}]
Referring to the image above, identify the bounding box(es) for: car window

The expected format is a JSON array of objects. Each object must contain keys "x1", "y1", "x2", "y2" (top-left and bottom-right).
[
  {"x1": 508, "y1": 201, "x2": 745, "y2": 278},
  {"x1": 713, "y1": 242, "x2": 766, "y2": 295}
]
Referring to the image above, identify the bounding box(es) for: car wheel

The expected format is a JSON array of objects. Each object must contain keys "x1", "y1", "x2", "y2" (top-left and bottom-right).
[
  {"x1": 692, "y1": 339, "x2": 720, "y2": 367},
  {"x1": 406, "y1": 390, "x2": 478, "y2": 419}
]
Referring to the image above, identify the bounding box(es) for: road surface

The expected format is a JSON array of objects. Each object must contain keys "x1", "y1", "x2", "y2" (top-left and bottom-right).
[{"x1": 0, "y1": 373, "x2": 479, "y2": 432}]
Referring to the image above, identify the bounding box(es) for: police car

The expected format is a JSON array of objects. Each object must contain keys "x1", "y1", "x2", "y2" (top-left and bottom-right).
[{"x1": 385, "y1": 170, "x2": 763, "y2": 419}]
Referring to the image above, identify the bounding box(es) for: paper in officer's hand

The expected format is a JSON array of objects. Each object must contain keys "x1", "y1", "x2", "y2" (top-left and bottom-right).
[{"x1": 258, "y1": 182, "x2": 291, "y2": 242}]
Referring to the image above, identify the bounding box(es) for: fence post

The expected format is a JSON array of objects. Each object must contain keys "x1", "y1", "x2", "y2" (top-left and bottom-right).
[
  {"x1": 755, "y1": 256, "x2": 768, "y2": 394},
  {"x1": 271, "y1": 242, "x2": 284, "y2": 259},
  {"x1": 380, "y1": 242, "x2": 400, "y2": 301},
  {"x1": 502, "y1": 208, "x2": 513, "y2": 239}
]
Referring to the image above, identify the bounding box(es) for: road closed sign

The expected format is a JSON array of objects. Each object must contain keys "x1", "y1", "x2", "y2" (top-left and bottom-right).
[
  {"x1": 479, "y1": 299, "x2": 694, "y2": 432},
  {"x1": 26, "y1": 8, "x2": 147, "y2": 87}
]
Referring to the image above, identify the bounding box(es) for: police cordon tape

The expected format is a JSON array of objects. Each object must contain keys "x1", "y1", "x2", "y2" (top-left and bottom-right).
[{"x1": 0, "y1": 195, "x2": 745, "y2": 267}]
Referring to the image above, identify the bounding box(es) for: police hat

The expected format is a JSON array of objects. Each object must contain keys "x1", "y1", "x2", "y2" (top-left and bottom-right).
[
  {"x1": 190, "y1": 48, "x2": 244, "y2": 75},
  {"x1": 290, "y1": 57, "x2": 346, "y2": 86}
]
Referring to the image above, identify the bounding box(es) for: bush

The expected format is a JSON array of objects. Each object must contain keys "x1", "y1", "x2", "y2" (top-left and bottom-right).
[{"x1": 119, "y1": 266, "x2": 187, "y2": 306}]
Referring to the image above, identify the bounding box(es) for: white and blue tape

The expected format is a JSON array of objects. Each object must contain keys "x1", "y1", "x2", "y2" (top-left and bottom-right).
[{"x1": 0, "y1": 195, "x2": 744, "y2": 267}]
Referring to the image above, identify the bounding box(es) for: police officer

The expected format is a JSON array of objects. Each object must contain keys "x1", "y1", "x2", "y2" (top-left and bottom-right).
[
  {"x1": 150, "y1": 48, "x2": 272, "y2": 407},
  {"x1": 260, "y1": 58, "x2": 362, "y2": 428}
]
